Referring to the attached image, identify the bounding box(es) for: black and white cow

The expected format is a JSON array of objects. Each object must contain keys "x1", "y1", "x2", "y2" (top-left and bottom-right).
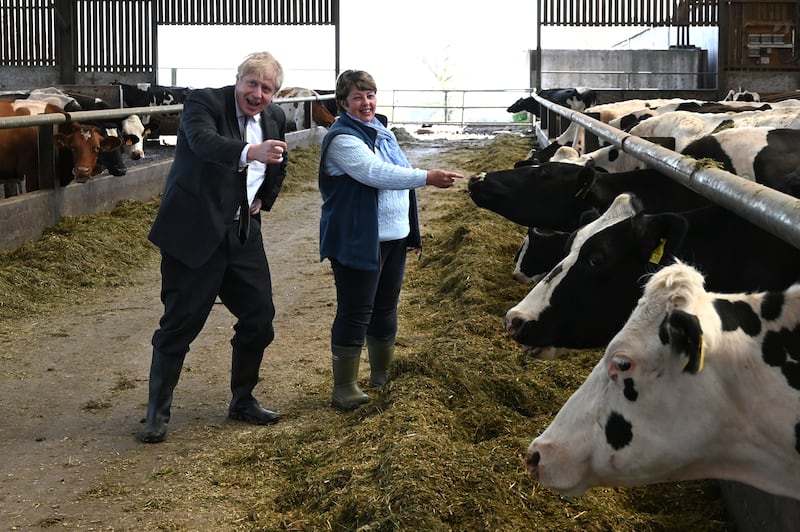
[
  {"x1": 506, "y1": 87, "x2": 597, "y2": 117},
  {"x1": 10, "y1": 88, "x2": 134, "y2": 177},
  {"x1": 467, "y1": 162, "x2": 708, "y2": 231},
  {"x1": 504, "y1": 194, "x2": 800, "y2": 357},
  {"x1": 609, "y1": 100, "x2": 773, "y2": 131},
  {"x1": 527, "y1": 98, "x2": 688, "y2": 164},
  {"x1": 114, "y1": 81, "x2": 191, "y2": 140},
  {"x1": 525, "y1": 260, "x2": 800, "y2": 501},
  {"x1": 64, "y1": 91, "x2": 143, "y2": 175},
  {"x1": 681, "y1": 127, "x2": 800, "y2": 196},
  {"x1": 115, "y1": 81, "x2": 192, "y2": 109},
  {"x1": 552, "y1": 109, "x2": 800, "y2": 174},
  {"x1": 512, "y1": 227, "x2": 572, "y2": 284}
]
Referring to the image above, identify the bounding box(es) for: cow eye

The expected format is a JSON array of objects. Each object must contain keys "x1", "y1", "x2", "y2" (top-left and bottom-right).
[
  {"x1": 588, "y1": 253, "x2": 604, "y2": 267},
  {"x1": 611, "y1": 356, "x2": 632, "y2": 373}
]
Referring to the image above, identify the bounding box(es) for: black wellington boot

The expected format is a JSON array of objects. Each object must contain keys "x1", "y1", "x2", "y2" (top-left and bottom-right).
[
  {"x1": 136, "y1": 350, "x2": 186, "y2": 443},
  {"x1": 228, "y1": 348, "x2": 280, "y2": 425}
]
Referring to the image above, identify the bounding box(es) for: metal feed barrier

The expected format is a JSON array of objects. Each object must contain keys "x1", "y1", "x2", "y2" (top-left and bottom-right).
[{"x1": 533, "y1": 94, "x2": 800, "y2": 251}]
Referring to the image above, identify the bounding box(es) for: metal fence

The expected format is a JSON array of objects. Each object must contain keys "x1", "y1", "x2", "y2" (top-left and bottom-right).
[{"x1": 533, "y1": 93, "x2": 800, "y2": 250}]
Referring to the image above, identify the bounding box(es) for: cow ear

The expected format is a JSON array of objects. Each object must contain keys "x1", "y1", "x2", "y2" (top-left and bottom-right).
[
  {"x1": 662, "y1": 309, "x2": 705, "y2": 373},
  {"x1": 574, "y1": 166, "x2": 596, "y2": 199},
  {"x1": 632, "y1": 212, "x2": 689, "y2": 265},
  {"x1": 101, "y1": 136, "x2": 123, "y2": 151}
]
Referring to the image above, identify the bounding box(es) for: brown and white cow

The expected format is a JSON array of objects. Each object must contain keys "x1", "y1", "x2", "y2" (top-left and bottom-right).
[
  {"x1": 0, "y1": 100, "x2": 122, "y2": 191},
  {"x1": 525, "y1": 260, "x2": 800, "y2": 500},
  {"x1": 54, "y1": 121, "x2": 123, "y2": 184},
  {"x1": 276, "y1": 87, "x2": 336, "y2": 132}
]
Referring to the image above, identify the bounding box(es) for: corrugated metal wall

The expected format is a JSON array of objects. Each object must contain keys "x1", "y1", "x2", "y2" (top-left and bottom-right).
[
  {"x1": 539, "y1": 0, "x2": 719, "y2": 26},
  {"x1": 0, "y1": 0, "x2": 56, "y2": 67},
  {"x1": 0, "y1": 0, "x2": 337, "y2": 74}
]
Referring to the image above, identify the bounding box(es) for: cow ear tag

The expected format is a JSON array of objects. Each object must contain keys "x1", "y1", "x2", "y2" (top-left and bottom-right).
[
  {"x1": 649, "y1": 238, "x2": 666, "y2": 264},
  {"x1": 681, "y1": 334, "x2": 705, "y2": 373}
]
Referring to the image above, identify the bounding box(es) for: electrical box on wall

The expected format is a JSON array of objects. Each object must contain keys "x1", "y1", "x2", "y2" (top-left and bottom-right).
[{"x1": 745, "y1": 23, "x2": 795, "y2": 67}]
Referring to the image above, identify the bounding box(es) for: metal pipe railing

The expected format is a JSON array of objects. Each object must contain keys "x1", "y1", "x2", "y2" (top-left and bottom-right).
[{"x1": 534, "y1": 94, "x2": 800, "y2": 250}]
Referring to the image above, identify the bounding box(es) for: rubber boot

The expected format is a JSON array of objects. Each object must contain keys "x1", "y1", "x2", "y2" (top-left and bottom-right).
[
  {"x1": 331, "y1": 345, "x2": 371, "y2": 411},
  {"x1": 367, "y1": 335, "x2": 396, "y2": 387},
  {"x1": 137, "y1": 350, "x2": 186, "y2": 443},
  {"x1": 228, "y1": 348, "x2": 279, "y2": 425}
]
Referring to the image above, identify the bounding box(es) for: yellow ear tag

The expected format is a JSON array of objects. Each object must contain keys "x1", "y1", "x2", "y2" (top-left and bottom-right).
[
  {"x1": 697, "y1": 337, "x2": 705, "y2": 372},
  {"x1": 649, "y1": 238, "x2": 666, "y2": 264},
  {"x1": 681, "y1": 334, "x2": 705, "y2": 373},
  {"x1": 145, "y1": 128, "x2": 152, "y2": 135}
]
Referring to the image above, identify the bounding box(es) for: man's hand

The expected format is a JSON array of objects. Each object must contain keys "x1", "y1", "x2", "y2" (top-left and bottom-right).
[{"x1": 248, "y1": 139, "x2": 288, "y2": 165}]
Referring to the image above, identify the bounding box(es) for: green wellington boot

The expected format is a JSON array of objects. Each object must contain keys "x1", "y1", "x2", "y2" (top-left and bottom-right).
[
  {"x1": 367, "y1": 335, "x2": 396, "y2": 387},
  {"x1": 331, "y1": 345, "x2": 371, "y2": 410}
]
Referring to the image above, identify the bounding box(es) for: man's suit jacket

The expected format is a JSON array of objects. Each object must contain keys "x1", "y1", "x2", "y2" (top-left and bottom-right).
[{"x1": 149, "y1": 85, "x2": 288, "y2": 268}]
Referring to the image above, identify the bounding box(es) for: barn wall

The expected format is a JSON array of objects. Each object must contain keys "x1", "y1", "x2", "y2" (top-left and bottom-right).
[
  {"x1": 534, "y1": 48, "x2": 710, "y2": 90},
  {"x1": 723, "y1": 69, "x2": 800, "y2": 93}
]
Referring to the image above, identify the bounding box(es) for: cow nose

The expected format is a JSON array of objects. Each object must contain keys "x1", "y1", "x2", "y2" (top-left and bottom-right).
[
  {"x1": 468, "y1": 172, "x2": 486, "y2": 185},
  {"x1": 525, "y1": 449, "x2": 541, "y2": 478},
  {"x1": 505, "y1": 314, "x2": 524, "y2": 337}
]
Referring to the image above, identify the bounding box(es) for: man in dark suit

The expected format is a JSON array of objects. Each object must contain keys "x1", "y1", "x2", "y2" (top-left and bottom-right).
[{"x1": 138, "y1": 51, "x2": 290, "y2": 443}]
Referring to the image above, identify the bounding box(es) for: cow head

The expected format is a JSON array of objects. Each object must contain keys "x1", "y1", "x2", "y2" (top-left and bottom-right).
[
  {"x1": 55, "y1": 122, "x2": 123, "y2": 183},
  {"x1": 504, "y1": 194, "x2": 689, "y2": 356},
  {"x1": 506, "y1": 96, "x2": 539, "y2": 116},
  {"x1": 524, "y1": 263, "x2": 717, "y2": 496},
  {"x1": 524, "y1": 261, "x2": 800, "y2": 500},
  {"x1": 467, "y1": 163, "x2": 598, "y2": 230},
  {"x1": 120, "y1": 115, "x2": 146, "y2": 160}
]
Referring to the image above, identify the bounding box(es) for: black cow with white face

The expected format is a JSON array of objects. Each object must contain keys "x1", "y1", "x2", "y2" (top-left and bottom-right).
[
  {"x1": 467, "y1": 162, "x2": 708, "y2": 231},
  {"x1": 505, "y1": 194, "x2": 800, "y2": 357}
]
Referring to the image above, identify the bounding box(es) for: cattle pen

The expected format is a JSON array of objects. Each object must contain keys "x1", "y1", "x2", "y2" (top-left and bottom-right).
[
  {"x1": 0, "y1": 87, "x2": 536, "y2": 251},
  {"x1": 529, "y1": 91, "x2": 800, "y2": 531}
]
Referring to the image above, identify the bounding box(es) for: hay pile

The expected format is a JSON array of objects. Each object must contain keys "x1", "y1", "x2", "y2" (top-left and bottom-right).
[{"x1": 0, "y1": 138, "x2": 732, "y2": 530}]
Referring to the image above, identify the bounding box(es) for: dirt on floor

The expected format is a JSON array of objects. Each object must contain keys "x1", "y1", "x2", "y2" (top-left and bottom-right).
[{"x1": 0, "y1": 133, "x2": 488, "y2": 530}]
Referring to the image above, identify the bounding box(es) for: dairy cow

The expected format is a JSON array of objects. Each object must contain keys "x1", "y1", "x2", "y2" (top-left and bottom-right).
[
  {"x1": 506, "y1": 87, "x2": 597, "y2": 117},
  {"x1": 467, "y1": 162, "x2": 708, "y2": 230},
  {"x1": 526, "y1": 260, "x2": 800, "y2": 501},
  {"x1": 553, "y1": 109, "x2": 800, "y2": 174},
  {"x1": 6, "y1": 88, "x2": 133, "y2": 177},
  {"x1": 504, "y1": 194, "x2": 800, "y2": 357},
  {"x1": 608, "y1": 100, "x2": 772, "y2": 131},
  {"x1": 114, "y1": 81, "x2": 191, "y2": 142},
  {"x1": 276, "y1": 87, "x2": 337, "y2": 132},
  {"x1": 0, "y1": 100, "x2": 122, "y2": 191},
  {"x1": 528, "y1": 98, "x2": 688, "y2": 163},
  {"x1": 681, "y1": 127, "x2": 800, "y2": 195}
]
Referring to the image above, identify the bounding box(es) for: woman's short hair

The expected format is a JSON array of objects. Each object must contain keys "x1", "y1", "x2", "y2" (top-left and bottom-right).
[
  {"x1": 335, "y1": 70, "x2": 377, "y2": 109},
  {"x1": 237, "y1": 52, "x2": 284, "y2": 93}
]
